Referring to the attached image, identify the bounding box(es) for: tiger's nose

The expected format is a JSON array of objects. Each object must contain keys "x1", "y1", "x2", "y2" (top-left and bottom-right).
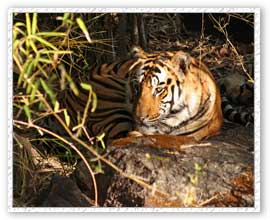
[
  {"x1": 135, "y1": 114, "x2": 149, "y2": 123},
  {"x1": 139, "y1": 115, "x2": 148, "y2": 122}
]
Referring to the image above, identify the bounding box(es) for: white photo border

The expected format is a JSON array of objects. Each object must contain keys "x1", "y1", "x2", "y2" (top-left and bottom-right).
[{"x1": 7, "y1": 7, "x2": 260, "y2": 212}]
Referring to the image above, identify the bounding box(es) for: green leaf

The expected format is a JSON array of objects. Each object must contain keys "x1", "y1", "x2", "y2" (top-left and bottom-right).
[
  {"x1": 40, "y1": 50, "x2": 72, "y2": 55},
  {"x1": 40, "y1": 78, "x2": 56, "y2": 105},
  {"x1": 25, "y1": 59, "x2": 35, "y2": 77},
  {"x1": 36, "y1": 32, "x2": 66, "y2": 37},
  {"x1": 26, "y1": 81, "x2": 32, "y2": 95},
  {"x1": 38, "y1": 101, "x2": 45, "y2": 111},
  {"x1": 76, "y1": 17, "x2": 92, "y2": 43},
  {"x1": 25, "y1": 13, "x2": 31, "y2": 35},
  {"x1": 13, "y1": 40, "x2": 20, "y2": 52},
  {"x1": 80, "y1": 83, "x2": 97, "y2": 112},
  {"x1": 62, "y1": 13, "x2": 70, "y2": 25},
  {"x1": 33, "y1": 51, "x2": 40, "y2": 67},
  {"x1": 38, "y1": 57, "x2": 52, "y2": 64},
  {"x1": 13, "y1": 26, "x2": 26, "y2": 37},
  {"x1": 80, "y1": 82, "x2": 92, "y2": 91},
  {"x1": 58, "y1": 64, "x2": 79, "y2": 95},
  {"x1": 32, "y1": 13, "x2": 38, "y2": 35},
  {"x1": 54, "y1": 100, "x2": 60, "y2": 112},
  {"x1": 97, "y1": 132, "x2": 106, "y2": 149},
  {"x1": 29, "y1": 40, "x2": 38, "y2": 54},
  {"x1": 31, "y1": 35, "x2": 58, "y2": 50},
  {"x1": 30, "y1": 80, "x2": 40, "y2": 102},
  {"x1": 23, "y1": 105, "x2": 31, "y2": 120},
  {"x1": 91, "y1": 91, "x2": 97, "y2": 113},
  {"x1": 21, "y1": 58, "x2": 33, "y2": 86},
  {"x1": 64, "y1": 109, "x2": 70, "y2": 127},
  {"x1": 94, "y1": 162, "x2": 104, "y2": 174},
  {"x1": 69, "y1": 81, "x2": 79, "y2": 96},
  {"x1": 14, "y1": 22, "x2": 26, "y2": 28}
]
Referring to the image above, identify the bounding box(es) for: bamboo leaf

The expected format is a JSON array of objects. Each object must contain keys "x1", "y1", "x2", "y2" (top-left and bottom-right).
[
  {"x1": 58, "y1": 64, "x2": 79, "y2": 95},
  {"x1": 30, "y1": 80, "x2": 40, "y2": 102},
  {"x1": 25, "y1": 13, "x2": 31, "y2": 35},
  {"x1": 91, "y1": 92, "x2": 97, "y2": 113},
  {"x1": 69, "y1": 81, "x2": 79, "y2": 96},
  {"x1": 13, "y1": 26, "x2": 26, "y2": 37},
  {"x1": 38, "y1": 101, "x2": 45, "y2": 111},
  {"x1": 38, "y1": 57, "x2": 52, "y2": 64},
  {"x1": 40, "y1": 78, "x2": 56, "y2": 105},
  {"x1": 54, "y1": 100, "x2": 60, "y2": 112},
  {"x1": 40, "y1": 50, "x2": 72, "y2": 55},
  {"x1": 19, "y1": 44, "x2": 27, "y2": 56},
  {"x1": 26, "y1": 80, "x2": 32, "y2": 94},
  {"x1": 23, "y1": 105, "x2": 31, "y2": 120},
  {"x1": 80, "y1": 82, "x2": 97, "y2": 112},
  {"x1": 13, "y1": 40, "x2": 20, "y2": 52},
  {"x1": 80, "y1": 82, "x2": 92, "y2": 91},
  {"x1": 20, "y1": 58, "x2": 33, "y2": 87},
  {"x1": 97, "y1": 133, "x2": 106, "y2": 149},
  {"x1": 31, "y1": 35, "x2": 58, "y2": 50},
  {"x1": 29, "y1": 40, "x2": 38, "y2": 53},
  {"x1": 13, "y1": 29, "x2": 18, "y2": 42},
  {"x1": 94, "y1": 163, "x2": 104, "y2": 174},
  {"x1": 32, "y1": 13, "x2": 38, "y2": 34},
  {"x1": 25, "y1": 59, "x2": 35, "y2": 77},
  {"x1": 36, "y1": 32, "x2": 66, "y2": 37},
  {"x1": 76, "y1": 17, "x2": 92, "y2": 43},
  {"x1": 63, "y1": 109, "x2": 70, "y2": 127},
  {"x1": 33, "y1": 52, "x2": 40, "y2": 67},
  {"x1": 14, "y1": 22, "x2": 26, "y2": 28},
  {"x1": 63, "y1": 13, "x2": 70, "y2": 24}
]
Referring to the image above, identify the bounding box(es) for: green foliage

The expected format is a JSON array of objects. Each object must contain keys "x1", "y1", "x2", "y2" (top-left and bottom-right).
[
  {"x1": 13, "y1": 13, "x2": 100, "y2": 124},
  {"x1": 76, "y1": 17, "x2": 92, "y2": 43},
  {"x1": 12, "y1": 13, "x2": 107, "y2": 168},
  {"x1": 13, "y1": 13, "x2": 74, "y2": 118},
  {"x1": 80, "y1": 83, "x2": 97, "y2": 112}
]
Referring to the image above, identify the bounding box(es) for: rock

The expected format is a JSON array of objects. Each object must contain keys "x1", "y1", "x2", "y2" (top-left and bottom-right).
[
  {"x1": 35, "y1": 123, "x2": 254, "y2": 207},
  {"x1": 103, "y1": 123, "x2": 254, "y2": 207}
]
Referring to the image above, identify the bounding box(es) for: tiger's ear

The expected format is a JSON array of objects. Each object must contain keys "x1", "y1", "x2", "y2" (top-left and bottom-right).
[
  {"x1": 171, "y1": 51, "x2": 191, "y2": 75},
  {"x1": 130, "y1": 46, "x2": 147, "y2": 59}
]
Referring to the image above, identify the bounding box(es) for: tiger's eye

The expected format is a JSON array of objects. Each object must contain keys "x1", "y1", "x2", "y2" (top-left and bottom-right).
[{"x1": 155, "y1": 87, "x2": 164, "y2": 93}]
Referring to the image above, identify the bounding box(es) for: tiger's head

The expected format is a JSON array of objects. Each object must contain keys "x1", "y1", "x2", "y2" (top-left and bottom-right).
[{"x1": 129, "y1": 46, "x2": 192, "y2": 129}]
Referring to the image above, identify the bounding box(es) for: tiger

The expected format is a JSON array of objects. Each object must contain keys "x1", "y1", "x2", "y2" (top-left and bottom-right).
[{"x1": 63, "y1": 46, "x2": 223, "y2": 147}]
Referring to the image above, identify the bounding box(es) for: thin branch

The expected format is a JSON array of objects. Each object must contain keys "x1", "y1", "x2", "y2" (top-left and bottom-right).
[{"x1": 209, "y1": 14, "x2": 254, "y2": 83}]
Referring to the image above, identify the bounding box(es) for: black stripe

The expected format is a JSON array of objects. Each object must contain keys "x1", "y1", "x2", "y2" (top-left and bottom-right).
[
  {"x1": 91, "y1": 109, "x2": 133, "y2": 118},
  {"x1": 91, "y1": 75, "x2": 125, "y2": 91},
  {"x1": 112, "y1": 59, "x2": 130, "y2": 74},
  {"x1": 170, "y1": 85, "x2": 175, "y2": 112},
  {"x1": 154, "y1": 60, "x2": 164, "y2": 67},
  {"x1": 145, "y1": 59, "x2": 155, "y2": 64}
]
